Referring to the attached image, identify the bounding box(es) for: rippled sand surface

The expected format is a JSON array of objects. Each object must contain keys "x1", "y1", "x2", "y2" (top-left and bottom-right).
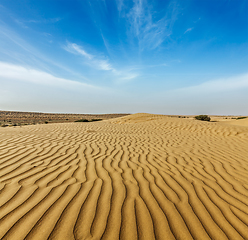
[{"x1": 0, "y1": 113, "x2": 248, "y2": 240}]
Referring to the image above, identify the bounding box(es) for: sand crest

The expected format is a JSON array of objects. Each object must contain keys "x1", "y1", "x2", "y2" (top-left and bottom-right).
[{"x1": 0, "y1": 113, "x2": 248, "y2": 240}]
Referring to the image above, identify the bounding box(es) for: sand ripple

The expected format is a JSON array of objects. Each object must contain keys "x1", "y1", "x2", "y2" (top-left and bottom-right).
[{"x1": 0, "y1": 113, "x2": 248, "y2": 240}]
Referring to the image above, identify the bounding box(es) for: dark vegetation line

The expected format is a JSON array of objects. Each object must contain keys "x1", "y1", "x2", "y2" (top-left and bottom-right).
[
  {"x1": 0, "y1": 111, "x2": 129, "y2": 127},
  {"x1": 75, "y1": 119, "x2": 103, "y2": 123}
]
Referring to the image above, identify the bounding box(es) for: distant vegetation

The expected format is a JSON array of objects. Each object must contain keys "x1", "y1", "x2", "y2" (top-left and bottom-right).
[
  {"x1": 75, "y1": 119, "x2": 102, "y2": 123},
  {"x1": 75, "y1": 119, "x2": 89, "y2": 122},
  {"x1": 195, "y1": 115, "x2": 211, "y2": 121},
  {"x1": 236, "y1": 116, "x2": 247, "y2": 120},
  {"x1": 0, "y1": 111, "x2": 128, "y2": 125}
]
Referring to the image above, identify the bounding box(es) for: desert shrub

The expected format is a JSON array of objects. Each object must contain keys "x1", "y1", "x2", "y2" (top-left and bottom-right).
[
  {"x1": 75, "y1": 119, "x2": 89, "y2": 122},
  {"x1": 91, "y1": 119, "x2": 102, "y2": 122},
  {"x1": 195, "y1": 115, "x2": 211, "y2": 121},
  {"x1": 44, "y1": 121, "x2": 48, "y2": 124},
  {"x1": 1, "y1": 124, "x2": 8, "y2": 127},
  {"x1": 236, "y1": 116, "x2": 247, "y2": 120}
]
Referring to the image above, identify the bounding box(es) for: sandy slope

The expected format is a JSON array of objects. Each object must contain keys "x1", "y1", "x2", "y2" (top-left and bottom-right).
[
  {"x1": 222, "y1": 118, "x2": 248, "y2": 127},
  {"x1": 0, "y1": 113, "x2": 248, "y2": 240}
]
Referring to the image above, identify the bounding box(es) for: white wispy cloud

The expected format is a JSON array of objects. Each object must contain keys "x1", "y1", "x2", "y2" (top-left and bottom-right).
[
  {"x1": 14, "y1": 19, "x2": 29, "y2": 29},
  {"x1": 64, "y1": 43, "x2": 93, "y2": 60},
  {"x1": 13, "y1": 17, "x2": 62, "y2": 30},
  {"x1": 0, "y1": 62, "x2": 115, "y2": 113},
  {"x1": 64, "y1": 42, "x2": 139, "y2": 82},
  {"x1": 164, "y1": 73, "x2": 248, "y2": 98},
  {"x1": 182, "y1": 73, "x2": 248, "y2": 93},
  {"x1": 184, "y1": 27, "x2": 193, "y2": 34},
  {"x1": 176, "y1": 74, "x2": 248, "y2": 114},
  {"x1": 115, "y1": 0, "x2": 124, "y2": 13},
  {"x1": 117, "y1": 73, "x2": 139, "y2": 83},
  {"x1": 116, "y1": 0, "x2": 124, "y2": 12},
  {"x1": 64, "y1": 42, "x2": 115, "y2": 72},
  {"x1": 0, "y1": 23, "x2": 86, "y2": 80},
  {"x1": 127, "y1": 0, "x2": 179, "y2": 51},
  {"x1": 149, "y1": 73, "x2": 248, "y2": 115},
  {"x1": 15, "y1": 17, "x2": 62, "y2": 28},
  {"x1": 98, "y1": 60, "x2": 115, "y2": 71},
  {"x1": 0, "y1": 62, "x2": 100, "y2": 90}
]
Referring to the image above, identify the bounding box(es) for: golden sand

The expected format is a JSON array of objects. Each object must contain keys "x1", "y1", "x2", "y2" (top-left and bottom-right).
[{"x1": 0, "y1": 113, "x2": 248, "y2": 240}]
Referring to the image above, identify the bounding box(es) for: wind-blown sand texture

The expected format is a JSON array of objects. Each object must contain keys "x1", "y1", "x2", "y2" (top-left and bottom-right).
[{"x1": 0, "y1": 113, "x2": 248, "y2": 240}]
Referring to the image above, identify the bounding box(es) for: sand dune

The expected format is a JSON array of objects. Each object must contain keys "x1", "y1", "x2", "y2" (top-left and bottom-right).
[
  {"x1": 0, "y1": 113, "x2": 248, "y2": 240},
  {"x1": 222, "y1": 118, "x2": 248, "y2": 127}
]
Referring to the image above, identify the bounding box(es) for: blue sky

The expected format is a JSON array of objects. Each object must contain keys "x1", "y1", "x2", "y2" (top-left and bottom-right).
[{"x1": 0, "y1": 0, "x2": 247, "y2": 114}]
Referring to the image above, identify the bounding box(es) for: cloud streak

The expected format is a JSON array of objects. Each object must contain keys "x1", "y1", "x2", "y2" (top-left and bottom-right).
[
  {"x1": 64, "y1": 42, "x2": 139, "y2": 83},
  {"x1": 126, "y1": 0, "x2": 179, "y2": 51},
  {"x1": 148, "y1": 73, "x2": 248, "y2": 115},
  {"x1": 14, "y1": 17, "x2": 62, "y2": 29},
  {"x1": 175, "y1": 73, "x2": 248, "y2": 94},
  {"x1": 64, "y1": 42, "x2": 115, "y2": 72},
  {"x1": 0, "y1": 61, "x2": 116, "y2": 113},
  {"x1": 0, "y1": 62, "x2": 100, "y2": 91},
  {"x1": 0, "y1": 22, "x2": 91, "y2": 83},
  {"x1": 64, "y1": 43, "x2": 93, "y2": 60},
  {"x1": 184, "y1": 27, "x2": 193, "y2": 34},
  {"x1": 116, "y1": 0, "x2": 124, "y2": 12}
]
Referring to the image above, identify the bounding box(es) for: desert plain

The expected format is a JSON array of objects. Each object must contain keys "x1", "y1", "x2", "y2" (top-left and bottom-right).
[{"x1": 0, "y1": 113, "x2": 248, "y2": 240}]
